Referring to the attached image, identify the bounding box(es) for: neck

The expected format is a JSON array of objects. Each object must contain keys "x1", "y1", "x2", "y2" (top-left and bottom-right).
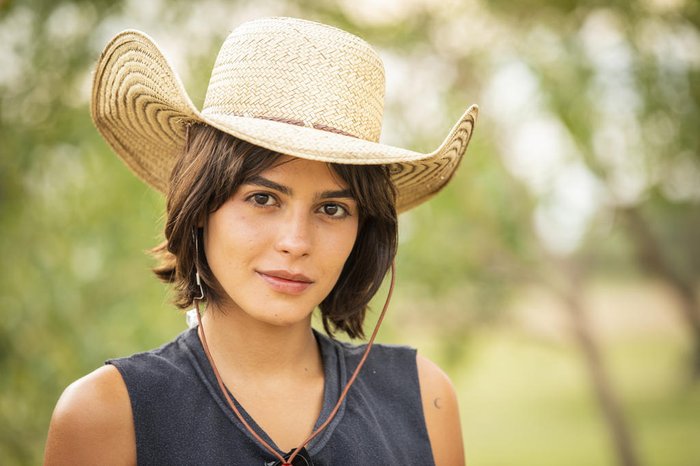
[{"x1": 197, "y1": 301, "x2": 323, "y2": 383}]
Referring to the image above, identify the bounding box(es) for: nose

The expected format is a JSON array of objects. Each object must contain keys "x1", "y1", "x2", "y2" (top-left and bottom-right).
[{"x1": 274, "y1": 208, "x2": 313, "y2": 257}]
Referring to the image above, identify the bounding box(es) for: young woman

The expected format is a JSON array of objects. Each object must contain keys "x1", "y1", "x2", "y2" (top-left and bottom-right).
[{"x1": 44, "y1": 17, "x2": 478, "y2": 465}]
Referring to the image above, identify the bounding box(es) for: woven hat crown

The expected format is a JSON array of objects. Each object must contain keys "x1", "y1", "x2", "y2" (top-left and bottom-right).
[{"x1": 202, "y1": 17, "x2": 385, "y2": 142}]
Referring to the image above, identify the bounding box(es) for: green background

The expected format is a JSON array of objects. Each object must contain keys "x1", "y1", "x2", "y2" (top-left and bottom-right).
[{"x1": 1, "y1": 0, "x2": 699, "y2": 464}]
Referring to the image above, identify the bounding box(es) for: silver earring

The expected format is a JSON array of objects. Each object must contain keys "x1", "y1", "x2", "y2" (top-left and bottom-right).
[
  {"x1": 193, "y1": 229, "x2": 205, "y2": 301},
  {"x1": 194, "y1": 270, "x2": 205, "y2": 301}
]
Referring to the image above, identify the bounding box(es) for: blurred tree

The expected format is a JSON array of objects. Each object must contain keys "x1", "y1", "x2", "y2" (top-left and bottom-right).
[{"x1": 0, "y1": 1, "x2": 176, "y2": 463}]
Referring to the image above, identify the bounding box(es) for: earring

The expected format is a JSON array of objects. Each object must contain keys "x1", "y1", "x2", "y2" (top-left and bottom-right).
[
  {"x1": 194, "y1": 270, "x2": 205, "y2": 301},
  {"x1": 193, "y1": 229, "x2": 205, "y2": 301},
  {"x1": 188, "y1": 229, "x2": 206, "y2": 328}
]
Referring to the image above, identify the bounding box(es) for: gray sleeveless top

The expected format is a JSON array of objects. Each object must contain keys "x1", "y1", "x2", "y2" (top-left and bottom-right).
[{"x1": 107, "y1": 327, "x2": 435, "y2": 465}]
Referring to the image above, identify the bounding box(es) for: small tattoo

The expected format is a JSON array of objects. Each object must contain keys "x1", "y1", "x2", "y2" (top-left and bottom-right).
[{"x1": 433, "y1": 397, "x2": 443, "y2": 409}]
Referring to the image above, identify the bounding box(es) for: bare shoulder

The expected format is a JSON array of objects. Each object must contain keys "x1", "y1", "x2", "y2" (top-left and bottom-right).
[
  {"x1": 44, "y1": 365, "x2": 136, "y2": 466},
  {"x1": 416, "y1": 354, "x2": 465, "y2": 466}
]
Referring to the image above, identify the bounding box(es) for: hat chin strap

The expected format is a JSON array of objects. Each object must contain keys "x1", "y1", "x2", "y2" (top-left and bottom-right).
[{"x1": 195, "y1": 262, "x2": 397, "y2": 465}]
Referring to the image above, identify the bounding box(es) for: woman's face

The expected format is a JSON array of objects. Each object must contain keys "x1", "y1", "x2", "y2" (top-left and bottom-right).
[{"x1": 204, "y1": 156, "x2": 359, "y2": 327}]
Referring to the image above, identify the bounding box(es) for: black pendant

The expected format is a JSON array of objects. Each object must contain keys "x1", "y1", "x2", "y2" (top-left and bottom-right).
[{"x1": 264, "y1": 447, "x2": 313, "y2": 466}]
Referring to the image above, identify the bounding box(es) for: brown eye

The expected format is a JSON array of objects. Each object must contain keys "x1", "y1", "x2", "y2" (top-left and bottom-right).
[
  {"x1": 252, "y1": 193, "x2": 272, "y2": 205},
  {"x1": 320, "y1": 203, "x2": 348, "y2": 218},
  {"x1": 246, "y1": 192, "x2": 278, "y2": 208}
]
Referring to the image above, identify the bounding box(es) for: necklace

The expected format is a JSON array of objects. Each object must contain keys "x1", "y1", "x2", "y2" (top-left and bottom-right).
[{"x1": 196, "y1": 263, "x2": 396, "y2": 465}]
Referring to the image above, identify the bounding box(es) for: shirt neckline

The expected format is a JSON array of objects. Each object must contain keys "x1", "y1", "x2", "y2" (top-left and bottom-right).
[{"x1": 181, "y1": 326, "x2": 348, "y2": 456}]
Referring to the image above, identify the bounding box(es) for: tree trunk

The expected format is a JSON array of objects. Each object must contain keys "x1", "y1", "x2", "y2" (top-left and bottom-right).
[
  {"x1": 545, "y1": 259, "x2": 641, "y2": 466},
  {"x1": 621, "y1": 207, "x2": 700, "y2": 378}
]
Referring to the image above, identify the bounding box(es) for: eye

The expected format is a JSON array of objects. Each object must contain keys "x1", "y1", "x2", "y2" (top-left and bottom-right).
[
  {"x1": 319, "y1": 203, "x2": 349, "y2": 218},
  {"x1": 247, "y1": 193, "x2": 277, "y2": 207}
]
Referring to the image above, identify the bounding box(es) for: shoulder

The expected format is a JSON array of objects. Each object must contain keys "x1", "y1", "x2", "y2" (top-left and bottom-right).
[
  {"x1": 44, "y1": 365, "x2": 136, "y2": 466},
  {"x1": 331, "y1": 335, "x2": 416, "y2": 367},
  {"x1": 416, "y1": 354, "x2": 465, "y2": 466},
  {"x1": 108, "y1": 329, "x2": 196, "y2": 388}
]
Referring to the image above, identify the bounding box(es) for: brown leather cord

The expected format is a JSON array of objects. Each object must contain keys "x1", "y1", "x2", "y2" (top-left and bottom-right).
[
  {"x1": 196, "y1": 301, "x2": 281, "y2": 461},
  {"x1": 195, "y1": 261, "x2": 396, "y2": 465}
]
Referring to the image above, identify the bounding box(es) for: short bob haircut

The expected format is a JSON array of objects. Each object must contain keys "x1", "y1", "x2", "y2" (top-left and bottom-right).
[{"x1": 152, "y1": 123, "x2": 398, "y2": 339}]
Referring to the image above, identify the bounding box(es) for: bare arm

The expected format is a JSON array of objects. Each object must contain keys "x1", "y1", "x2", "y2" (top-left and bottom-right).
[
  {"x1": 44, "y1": 365, "x2": 136, "y2": 466},
  {"x1": 417, "y1": 354, "x2": 465, "y2": 466}
]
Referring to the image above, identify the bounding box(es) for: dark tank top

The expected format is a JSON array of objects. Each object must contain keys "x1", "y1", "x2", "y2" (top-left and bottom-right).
[{"x1": 107, "y1": 327, "x2": 436, "y2": 465}]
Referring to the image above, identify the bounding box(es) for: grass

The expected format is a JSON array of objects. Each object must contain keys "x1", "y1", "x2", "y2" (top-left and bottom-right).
[{"x1": 445, "y1": 328, "x2": 700, "y2": 466}]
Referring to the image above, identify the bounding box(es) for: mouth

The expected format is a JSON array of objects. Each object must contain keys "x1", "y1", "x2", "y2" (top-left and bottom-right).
[{"x1": 256, "y1": 269, "x2": 314, "y2": 295}]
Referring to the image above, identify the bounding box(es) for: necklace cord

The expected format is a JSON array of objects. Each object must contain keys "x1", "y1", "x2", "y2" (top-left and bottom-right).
[
  {"x1": 196, "y1": 261, "x2": 396, "y2": 465},
  {"x1": 196, "y1": 300, "x2": 286, "y2": 463},
  {"x1": 286, "y1": 261, "x2": 396, "y2": 463}
]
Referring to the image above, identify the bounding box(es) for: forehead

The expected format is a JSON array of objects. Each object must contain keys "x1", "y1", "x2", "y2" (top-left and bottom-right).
[{"x1": 257, "y1": 156, "x2": 349, "y2": 189}]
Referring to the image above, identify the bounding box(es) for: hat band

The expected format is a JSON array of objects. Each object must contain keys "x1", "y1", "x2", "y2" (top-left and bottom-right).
[{"x1": 239, "y1": 113, "x2": 360, "y2": 139}]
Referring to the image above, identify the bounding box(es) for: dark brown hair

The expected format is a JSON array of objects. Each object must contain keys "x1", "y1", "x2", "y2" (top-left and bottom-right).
[{"x1": 152, "y1": 123, "x2": 398, "y2": 339}]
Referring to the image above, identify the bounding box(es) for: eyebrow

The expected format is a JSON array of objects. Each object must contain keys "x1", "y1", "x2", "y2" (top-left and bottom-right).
[{"x1": 246, "y1": 175, "x2": 354, "y2": 200}]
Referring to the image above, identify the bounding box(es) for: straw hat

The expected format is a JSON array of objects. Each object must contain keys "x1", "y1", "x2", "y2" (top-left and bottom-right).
[{"x1": 91, "y1": 17, "x2": 478, "y2": 212}]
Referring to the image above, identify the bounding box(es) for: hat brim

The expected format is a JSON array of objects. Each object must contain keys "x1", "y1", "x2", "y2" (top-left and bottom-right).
[{"x1": 91, "y1": 29, "x2": 478, "y2": 213}]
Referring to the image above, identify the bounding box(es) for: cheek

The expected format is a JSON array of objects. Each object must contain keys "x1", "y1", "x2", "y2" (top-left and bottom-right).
[
  {"x1": 206, "y1": 213, "x2": 251, "y2": 271},
  {"x1": 328, "y1": 223, "x2": 359, "y2": 268},
  {"x1": 209, "y1": 211, "x2": 267, "y2": 251}
]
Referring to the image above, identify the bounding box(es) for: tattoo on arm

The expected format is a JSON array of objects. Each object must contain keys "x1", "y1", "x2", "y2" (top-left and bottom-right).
[{"x1": 433, "y1": 397, "x2": 443, "y2": 409}]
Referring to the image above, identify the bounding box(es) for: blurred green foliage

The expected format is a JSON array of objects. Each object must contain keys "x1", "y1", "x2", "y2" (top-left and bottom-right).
[{"x1": 1, "y1": 0, "x2": 698, "y2": 464}]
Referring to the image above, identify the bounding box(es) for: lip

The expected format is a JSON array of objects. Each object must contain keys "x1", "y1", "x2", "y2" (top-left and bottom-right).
[{"x1": 256, "y1": 269, "x2": 314, "y2": 295}]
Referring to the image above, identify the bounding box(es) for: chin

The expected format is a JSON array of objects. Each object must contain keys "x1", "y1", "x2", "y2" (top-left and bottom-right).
[
  {"x1": 257, "y1": 314, "x2": 311, "y2": 329},
  {"x1": 218, "y1": 291, "x2": 320, "y2": 328},
  {"x1": 248, "y1": 303, "x2": 315, "y2": 328}
]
